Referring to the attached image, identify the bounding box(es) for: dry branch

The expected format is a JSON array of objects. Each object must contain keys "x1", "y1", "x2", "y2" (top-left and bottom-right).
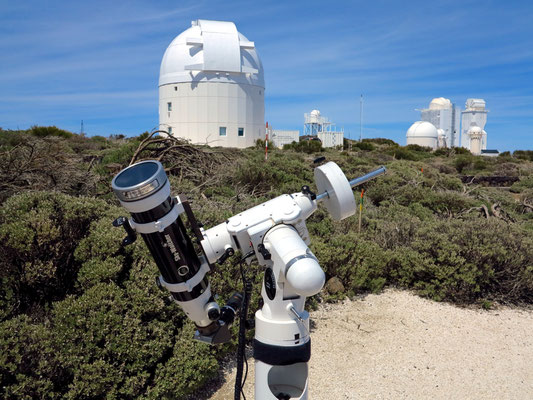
[{"x1": 129, "y1": 129, "x2": 232, "y2": 185}]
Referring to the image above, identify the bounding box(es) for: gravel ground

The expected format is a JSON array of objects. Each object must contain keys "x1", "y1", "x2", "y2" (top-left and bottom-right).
[{"x1": 206, "y1": 289, "x2": 533, "y2": 400}]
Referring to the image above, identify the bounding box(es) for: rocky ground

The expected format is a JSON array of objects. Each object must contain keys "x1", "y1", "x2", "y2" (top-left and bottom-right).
[{"x1": 205, "y1": 289, "x2": 532, "y2": 399}]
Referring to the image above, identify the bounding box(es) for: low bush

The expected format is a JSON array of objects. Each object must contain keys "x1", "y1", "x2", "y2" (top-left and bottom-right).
[
  {"x1": 454, "y1": 154, "x2": 473, "y2": 173},
  {"x1": 353, "y1": 141, "x2": 375, "y2": 151},
  {"x1": 363, "y1": 138, "x2": 398, "y2": 146},
  {"x1": 513, "y1": 150, "x2": 533, "y2": 161},
  {"x1": 0, "y1": 192, "x2": 230, "y2": 399},
  {"x1": 283, "y1": 139, "x2": 323, "y2": 154},
  {"x1": 29, "y1": 125, "x2": 74, "y2": 138}
]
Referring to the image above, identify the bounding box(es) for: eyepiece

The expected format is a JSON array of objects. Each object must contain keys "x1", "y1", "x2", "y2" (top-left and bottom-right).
[{"x1": 111, "y1": 160, "x2": 168, "y2": 202}]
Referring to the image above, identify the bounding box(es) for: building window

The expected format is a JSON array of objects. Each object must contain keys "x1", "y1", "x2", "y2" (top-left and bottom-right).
[
  {"x1": 167, "y1": 102, "x2": 172, "y2": 111},
  {"x1": 174, "y1": 86, "x2": 177, "y2": 91},
  {"x1": 219, "y1": 127, "x2": 227, "y2": 136},
  {"x1": 168, "y1": 127, "x2": 172, "y2": 134},
  {"x1": 238, "y1": 127, "x2": 244, "y2": 137}
]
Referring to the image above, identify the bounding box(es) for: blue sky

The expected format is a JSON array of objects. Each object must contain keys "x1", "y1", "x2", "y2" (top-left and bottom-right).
[{"x1": 1, "y1": 0, "x2": 532, "y2": 150}]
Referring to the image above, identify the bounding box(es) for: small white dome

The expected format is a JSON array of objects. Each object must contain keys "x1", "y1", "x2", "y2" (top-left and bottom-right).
[
  {"x1": 159, "y1": 19, "x2": 264, "y2": 88},
  {"x1": 406, "y1": 121, "x2": 438, "y2": 138},
  {"x1": 468, "y1": 126, "x2": 482, "y2": 134},
  {"x1": 429, "y1": 97, "x2": 452, "y2": 110},
  {"x1": 310, "y1": 109, "x2": 321, "y2": 117},
  {"x1": 437, "y1": 128, "x2": 445, "y2": 137}
]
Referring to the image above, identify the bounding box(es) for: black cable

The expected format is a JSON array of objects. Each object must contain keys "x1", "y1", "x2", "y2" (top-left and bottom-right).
[{"x1": 234, "y1": 254, "x2": 253, "y2": 400}]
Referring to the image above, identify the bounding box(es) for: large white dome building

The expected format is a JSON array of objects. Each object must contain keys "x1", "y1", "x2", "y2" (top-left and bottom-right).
[
  {"x1": 159, "y1": 20, "x2": 265, "y2": 148},
  {"x1": 406, "y1": 121, "x2": 438, "y2": 149}
]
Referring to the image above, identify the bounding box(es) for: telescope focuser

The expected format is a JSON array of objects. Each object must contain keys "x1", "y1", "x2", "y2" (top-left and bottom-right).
[
  {"x1": 195, "y1": 292, "x2": 244, "y2": 344},
  {"x1": 113, "y1": 216, "x2": 137, "y2": 246}
]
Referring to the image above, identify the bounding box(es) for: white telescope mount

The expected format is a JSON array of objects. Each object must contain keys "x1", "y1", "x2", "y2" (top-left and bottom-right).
[{"x1": 199, "y1": 162, "x2": 386, "y2": 399}]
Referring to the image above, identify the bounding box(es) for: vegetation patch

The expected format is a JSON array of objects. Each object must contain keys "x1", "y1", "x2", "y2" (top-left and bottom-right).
[{"x1": 1, "y1": 128, "x2": 532, "y2": 398}]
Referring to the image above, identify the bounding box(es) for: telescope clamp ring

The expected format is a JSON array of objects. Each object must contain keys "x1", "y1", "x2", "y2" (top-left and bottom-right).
[
  {"x1": 157, "y1": 261, "x2": 210, "y2": 293},
  {"x1": 129, "y1": 201, "x2": 185, "y2": 234}
]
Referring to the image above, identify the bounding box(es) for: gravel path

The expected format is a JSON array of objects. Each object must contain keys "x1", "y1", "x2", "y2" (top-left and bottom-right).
[{"x1": 207, "y1": 289, "x2": 533, "y2": 399}]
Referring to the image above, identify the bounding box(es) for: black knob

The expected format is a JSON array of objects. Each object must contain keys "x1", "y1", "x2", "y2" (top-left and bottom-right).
[
  {"x1": 208, "y1": 307, "x2": 221, "y2": 321},
  {"x1": 216, "y1": 247, "x2": 234, "y2": 265},
  {"x1": 257, "y1": 243, "x2": 271, "y2": 260}
]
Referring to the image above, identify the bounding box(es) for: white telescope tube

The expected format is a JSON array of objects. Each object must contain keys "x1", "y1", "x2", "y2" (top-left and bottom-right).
[{"x1": 265, "y1": 225, "x2": 325, "y2": 297}]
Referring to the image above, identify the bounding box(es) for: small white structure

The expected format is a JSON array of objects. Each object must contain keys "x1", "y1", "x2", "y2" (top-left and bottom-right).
[
  {"x1": 317, "y1": 131, "x2": 343, "y2": 148},
  {"x1": 271, "y1": 130, "x2": 299, "y2": 148},
  {"x1": 406, "y1": 121, "x2": 438, "y2": 149},
  {"x1": 468, "y1": 126, "x2": 483, "y2": 155},
  {"x1": 461, "y1": 99, "x2": 488, "y2": 150},
  {"x1": 303, "y1": 109, "x2": 344, "y2": 148},
  {"x1": 420, "y1": 97, "x2": 461, "y2": 147},
  {"x1": 159, "y1": 20, "x2": 265, "y2": 148},
  {"x1": 437, "y1": 128, "x2": 447, "y2": 148}
]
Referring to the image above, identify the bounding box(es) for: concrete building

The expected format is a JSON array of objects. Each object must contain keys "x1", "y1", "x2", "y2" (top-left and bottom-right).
[
  {"x1": 159, "y1": 20, "x2": 265, "y2": 148},
  {"x1": 303, "y1": 109, "x2": 344, "y2": 148},
  {"x1": 406, "y1": 121, "x2": 438, "y2": 149},
  {"x1": 461, "y1": 99, "x2": 488, "y2": 150},
  {"x1": 420, "y1": 97, "x2": 461, "y2": 147},
  {"x1": 317, "y1": 131, "x2": 343, "y2": 148}
]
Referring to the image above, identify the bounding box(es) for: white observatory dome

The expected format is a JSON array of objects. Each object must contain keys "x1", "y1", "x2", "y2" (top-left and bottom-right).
[
  {"x1": 309, "y1": 109, "x2": 321, "y2": 123},
  {"x1": 468, "y1": 125, "x2": 482, "y2": 134},
  {"x1": 429, "y1": 97, "x2": 452, "y2": 110},
  {"x1": 159, "y1": 19, "x2": 265, "y2": 148},
  {"x1": 406, "y1": 121, "x2": 438, "y2": 149}
]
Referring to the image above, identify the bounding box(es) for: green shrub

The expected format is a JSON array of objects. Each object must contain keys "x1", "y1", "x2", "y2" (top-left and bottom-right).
[
  {"x1": 232, "y1": 151, "x2": 312, "y2": 195},
  {"x1": 283, "y1": 139, "x2": 323, "y2": 154},
  {"x1": 406, "y1": 144, "x2": 432, "y2": 153},
  {"x1": 363, "y1": 138, "x2": 398, "y2": 146},
  {"x1": 452, "y1": 146, "x2": 471, "y2": 155},
  {"x1": 0, "y1": 192, "x2": 116, "y2": 319},
  {"x1": 454, "y1": 154, "x2": 473, "y2": 173},
  {"x1": 29, "y1": 125, "x2": 74, "y2": 138},
  {"x1": 0, "y1": 191, "x2": 227, "y2": 399},
  {"x1": 513, "y1": 150, "x2": 533, "y2": 161},
  {"x1": 353, "y1": 141, "x2": 375, "y2": 151},
  {"x1": 0, "y1": 129, "x2": 29, "y2": 149}
]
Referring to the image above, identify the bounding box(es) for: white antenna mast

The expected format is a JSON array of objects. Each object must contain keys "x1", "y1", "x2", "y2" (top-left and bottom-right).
[{"x1": 359, "y1": 94, "x2": 363, "y2": 142}]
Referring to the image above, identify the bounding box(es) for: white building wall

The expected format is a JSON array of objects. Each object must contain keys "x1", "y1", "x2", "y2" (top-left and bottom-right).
[
  {"x1": 452, "y1": 106, "x2": 461, "y2": 147},
  {"x1": 421, "y1": 105, "x2": 461, "y2": 147},
  {"x1": 317, "y1": 131, "x2": 343, "y2": 148},
  {"x1": 406, "y1": 136, "x2": 438, "y2": 149},
  {"x1": 271, "y1": 130, "x2": 299, "y2": 148},
  {"x1": 159, "y1": 82, "x2": 264, "y2": 148},
  {"x1": 461, "y1": 99, "x2": 488, "y2": 150},
  {"x1": 461, "y1": 111, "x2": 487, "y2": 149}
]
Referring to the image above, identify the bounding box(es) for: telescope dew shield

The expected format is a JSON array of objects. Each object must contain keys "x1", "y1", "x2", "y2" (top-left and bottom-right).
[{"x1": 111, "y1": 160, "x2": 214, "y2": 332}]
